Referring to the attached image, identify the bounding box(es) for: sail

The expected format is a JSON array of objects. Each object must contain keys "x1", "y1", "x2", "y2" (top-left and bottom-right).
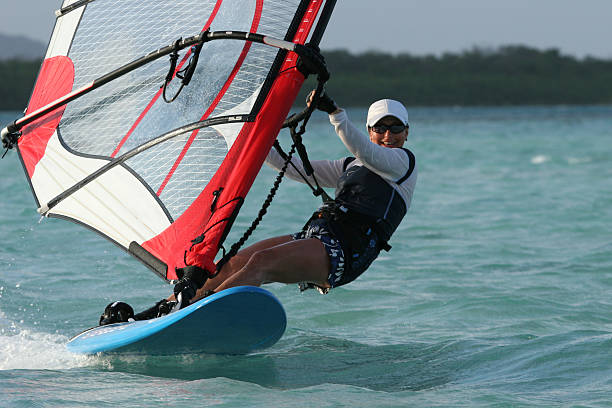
[{"x1": 12, "y1": 0, "x2": 335, "y2": 281}]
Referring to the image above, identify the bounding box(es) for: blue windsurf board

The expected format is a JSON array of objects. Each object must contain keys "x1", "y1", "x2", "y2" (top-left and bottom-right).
[{"x1": 66, "y1": 286, "x2": 286, "y2": 355}]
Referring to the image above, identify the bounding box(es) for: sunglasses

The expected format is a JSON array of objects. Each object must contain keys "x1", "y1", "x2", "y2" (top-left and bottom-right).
[{"x1": 369, "y1": 124, "x2": 408, "y2": 134}]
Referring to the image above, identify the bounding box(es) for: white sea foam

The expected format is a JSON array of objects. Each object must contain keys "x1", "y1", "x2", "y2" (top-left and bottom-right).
[
  {"x1": 531, "y1": 155, "x2": 551, "y2": 164},
  {"x1": 0, "y1": 317, "x2": 95, "y2": 370}
]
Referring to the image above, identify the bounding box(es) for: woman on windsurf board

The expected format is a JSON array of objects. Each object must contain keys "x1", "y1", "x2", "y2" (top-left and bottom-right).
[{"x1": 100, "y1": 92, "x2": 417, "y2": 325}]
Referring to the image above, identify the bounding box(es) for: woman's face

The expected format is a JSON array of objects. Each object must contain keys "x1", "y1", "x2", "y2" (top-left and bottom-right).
[{"x1": 368, "y1": 115, "x2": 408, "y2": 148}]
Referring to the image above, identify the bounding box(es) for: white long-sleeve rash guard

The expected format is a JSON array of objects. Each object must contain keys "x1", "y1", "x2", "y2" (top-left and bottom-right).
[{"x1": 265, "y1": 109, "x2": 417, "y2": 209}]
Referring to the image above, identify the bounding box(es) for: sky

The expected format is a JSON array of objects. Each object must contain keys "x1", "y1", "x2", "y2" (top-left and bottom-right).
[{"x1": 2, "y1": 0, "x2": 612, "y2": 59}]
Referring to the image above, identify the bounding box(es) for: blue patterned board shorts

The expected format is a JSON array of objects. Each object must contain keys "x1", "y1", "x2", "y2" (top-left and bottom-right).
[{"x1": 292, "y1": 217, "x2": 381, "y2": 293}]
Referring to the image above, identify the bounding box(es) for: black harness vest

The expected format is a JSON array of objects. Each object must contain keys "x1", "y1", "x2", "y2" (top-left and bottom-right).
[
  {"x1": 334, "y1": 164, "x2": 407, "y2": 244},
  {"x1": 312, "y1": 149, "x2": 415, "y2": 253}
]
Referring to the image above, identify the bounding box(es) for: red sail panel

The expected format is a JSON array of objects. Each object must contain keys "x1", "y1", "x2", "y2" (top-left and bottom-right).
[{"x1": 19, "y1": 56, "x2": 75, "y2": 177}]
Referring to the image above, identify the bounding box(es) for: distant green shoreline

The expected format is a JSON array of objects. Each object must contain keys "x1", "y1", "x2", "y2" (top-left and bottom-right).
[{"x1": 2, "y1": 45, "x2": 612, "y2": 110}]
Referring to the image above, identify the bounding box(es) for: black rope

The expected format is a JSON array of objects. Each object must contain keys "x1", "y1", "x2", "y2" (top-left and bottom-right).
[
  {"x1": 289, "y1": 121, "x2": 333, "y2": 203},
  {"x1": 214, "y1": 43, "x2": 331, "y2": 271},
  {"x1": 273, "y1": 140, "x2": 317, "y2": 192},
  {"x1": 274, "y1": 128, "x2": 333, "y2": 203},
  {"x1": 215, "y1": 100, "x2": 332, "y2": 272},
  {"x1": 216, "y1": 142, "x2": 298, "y2": 272},
  {"x1": 162, "y1": 34, "x2": 206, "y2": 103}
]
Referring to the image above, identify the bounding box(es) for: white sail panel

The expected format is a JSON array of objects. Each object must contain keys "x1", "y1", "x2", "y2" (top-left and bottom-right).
[
  {"x1": 31, "y1": 132, "x2": 171, "y2": 246},
  {"x1": 46, "y1": 2, "x2": 84, "y2": 58}
]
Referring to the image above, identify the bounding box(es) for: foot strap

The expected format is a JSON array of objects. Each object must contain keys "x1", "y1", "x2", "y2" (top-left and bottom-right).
[{"x1": 133, "y1": 299, "x2": 177, "y2": 320}]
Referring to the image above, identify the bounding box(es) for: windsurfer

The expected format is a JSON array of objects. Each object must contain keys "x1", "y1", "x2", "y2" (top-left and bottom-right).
[
  {"x1": 100, "y1": 91, "x2": 417, "y2": 324},
  {"x1": 198, "y1": 91, "x2": 417, "y2": 294}
]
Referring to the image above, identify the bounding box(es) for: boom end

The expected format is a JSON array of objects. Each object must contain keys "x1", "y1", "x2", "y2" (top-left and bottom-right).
[
  {"x1": 37, "y1": 204, "x2": 50, "y2": 216},
  {"x1": 1, "y1": 123, "x2": 20, "y2": 152}
]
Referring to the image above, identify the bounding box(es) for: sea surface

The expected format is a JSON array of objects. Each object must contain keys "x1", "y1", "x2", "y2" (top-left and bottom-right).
[{"x1": 1, "y1": 105, "x2": 611, "y2": 407}]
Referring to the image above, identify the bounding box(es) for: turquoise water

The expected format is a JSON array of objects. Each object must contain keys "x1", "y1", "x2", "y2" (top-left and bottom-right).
[{"x1": 1, "y1": 105, "x2": 612, "y2": 407}]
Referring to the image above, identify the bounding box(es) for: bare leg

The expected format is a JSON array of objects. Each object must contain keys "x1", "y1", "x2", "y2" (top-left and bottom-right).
[
  {"x1": 214, "y1": 237, "x2": 330, "y2": 292},
  {"x1": 201, "y1": 235, "x2": 294, "y2": 294},
  {"x1": 174, "y1": 236, "x2": 330, "y2": 304},
  {"x1": 168, "y1": 237, "x2": 293, "y2": 303}
]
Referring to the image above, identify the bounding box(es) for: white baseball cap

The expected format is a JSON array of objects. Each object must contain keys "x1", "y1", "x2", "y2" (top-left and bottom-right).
[{"x1": 366, "y1": 99, "x2": 409, "y2": 127}]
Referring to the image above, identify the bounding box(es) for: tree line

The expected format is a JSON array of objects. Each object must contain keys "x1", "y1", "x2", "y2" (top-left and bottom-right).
[
  {"x1": 304, "y1": 45, "x2": 612, "y2": 107},
  {"x1": 0, "y1": 59, "x2": 41, "y2": 111},
  {"x1": 2, "y1": 45, "x2": 612, "y2": 111}
]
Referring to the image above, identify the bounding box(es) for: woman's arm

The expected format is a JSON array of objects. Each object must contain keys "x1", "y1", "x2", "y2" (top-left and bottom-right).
[
  {"x1": 330, "y1": 110, "x2": 411, "y2": 182},
  {"x1": 265, "y1": 147, "x2": 345, "y2": 188}
]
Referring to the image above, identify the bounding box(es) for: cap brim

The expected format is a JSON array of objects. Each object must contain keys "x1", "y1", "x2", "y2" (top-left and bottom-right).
[{"x1": 367, "y1": 113, "x2": 407, "y2": 127}]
